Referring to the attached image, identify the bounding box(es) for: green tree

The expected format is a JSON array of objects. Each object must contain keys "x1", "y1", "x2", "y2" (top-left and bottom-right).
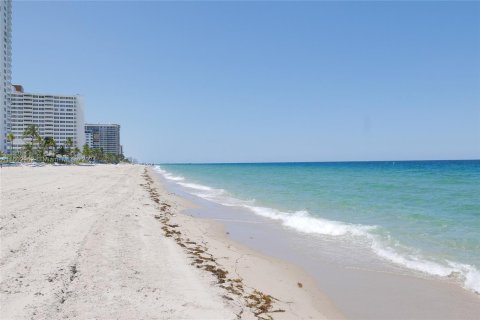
[
  {"x1": 92, "y1": 148, "x2": 104, "y2": 161},
  {"x1": 6, "y1": 132, "x2": 15, "y2": 155},
  {"x1": 22, "y1": 125, "x2": 40, "y2": 158},
  {"x1": 72, "y1": 147, "x2": 80, "y2": 158},
  {"x1": 58, "y1": 145, "x2": 66, "y2": 156},
  {"x1": 104, "y1": 153, "x2": 115, "y2": 163},
  {"x1": 43, "y1": 137, "x2": 56, "y2": 161},
  {"x1": 82, "y1": 144, "x2": 92, "y2": 159},
  {"x1": 65, "y1": 137, "x2": 74, "y2": 157},
  {"x1": 35, "y1": 135, "x2": 45, "y2": 159}
]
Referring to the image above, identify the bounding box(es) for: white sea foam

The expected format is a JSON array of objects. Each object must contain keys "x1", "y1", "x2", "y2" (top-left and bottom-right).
[
  {"x1": 154, "y1": 165, "x2": 480, "y2": 294},
  {"x1": 447, "y1": 261, "x2": 480, "y2": 294},
  {"x1": 155, "y1": 167, "x2": 185, "y2": 181},
  {"x1": 155, "y1": 168, "x2": 249, "y2": 206},
  {"x1": 243, "y1": 205, "x2": 375, "y2": 237},
  {"x1": 370, "y1": 241, "x2": 480, "y2": 293},
  {"x1": 178, "y1": 182, "x2": 216, "y2": 191},
  {"x1": 371, "y1": 240, "x2": 455, "y2": 276}
]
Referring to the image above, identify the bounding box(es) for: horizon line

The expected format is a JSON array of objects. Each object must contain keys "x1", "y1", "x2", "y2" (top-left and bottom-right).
[{"x1": 151, "y1": 158, "x2": 480, "y2": 165}]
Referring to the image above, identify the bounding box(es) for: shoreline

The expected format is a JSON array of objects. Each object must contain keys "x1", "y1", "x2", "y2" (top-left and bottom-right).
[
  {"x1": 153, "y1": 166, "x2": 480, "y2": 319},
  {"x1": 144, "y1": 166, "x2": 343, "y2": 319},
  {"x1": 3, "y1": 163, "x2": 478, "y2": 319},
  {"x1": 1, "y1": 164, "x2": 341, "y2": 319}
]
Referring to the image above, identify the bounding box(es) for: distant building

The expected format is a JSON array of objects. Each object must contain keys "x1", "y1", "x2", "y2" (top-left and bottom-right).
[
  {"x1": 9, "y1": 85, "x2": 86, "y2": 152},
  {"x1": 0, "y1": 0, "x2": 12, "y2": 153},
  {"x1": 84, "y1": 123, "x2": 122, "y2": 155}
]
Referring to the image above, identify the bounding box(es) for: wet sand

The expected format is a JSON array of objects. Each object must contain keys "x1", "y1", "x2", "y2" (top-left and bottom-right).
[{"x1": 159, "y1": 171, "x2": 480, "y2": 320}]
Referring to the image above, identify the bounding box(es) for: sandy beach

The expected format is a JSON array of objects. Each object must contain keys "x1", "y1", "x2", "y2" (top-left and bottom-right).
[{"x1": 0, "y1": 164, "x2": 340, "y2": 319}]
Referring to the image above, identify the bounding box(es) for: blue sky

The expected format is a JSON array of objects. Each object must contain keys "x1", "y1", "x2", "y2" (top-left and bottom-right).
[{"x1": 12, "y1": 1, "x2": 480, "y2": 163}]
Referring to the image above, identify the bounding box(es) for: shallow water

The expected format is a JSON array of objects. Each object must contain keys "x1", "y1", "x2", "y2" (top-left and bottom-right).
[{"x1": 157, "y1": 160, "x2": 480, "y2": 293}]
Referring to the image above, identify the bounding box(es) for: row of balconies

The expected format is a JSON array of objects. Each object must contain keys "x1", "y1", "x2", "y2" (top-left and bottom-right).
[{"x1": 11, "y1": 99, "x2": 76, "y2": 104}]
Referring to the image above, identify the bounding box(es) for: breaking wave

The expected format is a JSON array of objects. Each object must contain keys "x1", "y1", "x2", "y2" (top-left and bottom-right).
[{"x1": 154, "y1": 165, "x2": 480, "y2": 294}]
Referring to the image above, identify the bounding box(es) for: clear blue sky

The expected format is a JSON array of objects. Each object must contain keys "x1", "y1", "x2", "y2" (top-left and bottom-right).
[{"x1": 12, "y1": 1, "x2": 480, "y2": 163}]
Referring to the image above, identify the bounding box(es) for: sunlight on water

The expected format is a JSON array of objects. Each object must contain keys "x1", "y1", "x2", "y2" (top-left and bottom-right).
[{"x1": 156, "y1": 161, "x2": 480, "y2": 293}]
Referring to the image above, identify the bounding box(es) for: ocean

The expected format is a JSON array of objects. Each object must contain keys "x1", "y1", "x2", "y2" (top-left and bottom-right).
[{"x1": 155, "y1": 160, "x2": 480, "y2": 294}]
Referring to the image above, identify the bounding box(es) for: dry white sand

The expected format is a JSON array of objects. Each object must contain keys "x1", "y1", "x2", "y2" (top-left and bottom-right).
[{"x1": 0, "y1": 164, "x2": 339, "y2": 319}]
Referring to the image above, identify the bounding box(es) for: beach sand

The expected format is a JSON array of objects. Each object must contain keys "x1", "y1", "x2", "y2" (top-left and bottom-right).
[{"x1": 0, "y1": 164, "x2": 340, "y2": 319}]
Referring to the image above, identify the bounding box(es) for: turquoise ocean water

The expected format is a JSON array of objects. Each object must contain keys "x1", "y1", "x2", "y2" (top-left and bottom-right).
[{"x1": 156, "y1": 161, "x2": 480, "y2": 293}]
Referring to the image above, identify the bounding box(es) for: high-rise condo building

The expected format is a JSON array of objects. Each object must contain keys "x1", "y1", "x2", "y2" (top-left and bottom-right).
[
  {"x1": 9, "y1": 85, "x2": 86, "y2": 152},
  {"x1": 84, "y1": 123, "x2": 122, "y2": 156},
  {"x1": 0, "y1": 0, "x2": 12, "y2": 153}
]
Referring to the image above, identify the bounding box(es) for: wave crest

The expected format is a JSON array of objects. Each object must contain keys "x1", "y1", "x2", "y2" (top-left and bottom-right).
[{"x1": 154, "y1": 165, "x2": 480, "y2": 294}]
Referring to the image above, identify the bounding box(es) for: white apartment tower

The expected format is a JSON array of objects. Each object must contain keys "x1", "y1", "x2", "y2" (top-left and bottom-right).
[
  {"x1": 0, "y1": 0, "x2": 12, "y2": 153},
  {"x1": 84, "y1": 123, "x2": 122, "y2": 156},
  {"x1": 9, "y1": 85, "x2": 86, "y2": 151}
]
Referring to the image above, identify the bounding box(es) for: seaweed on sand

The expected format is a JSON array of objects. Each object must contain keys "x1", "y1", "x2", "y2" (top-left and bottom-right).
[{"x1": 141, "y1": 167, "x2": 285, "y2": 319}]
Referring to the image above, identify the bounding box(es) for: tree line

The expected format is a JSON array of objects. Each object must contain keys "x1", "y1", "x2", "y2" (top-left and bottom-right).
[{"x1": 1, "y1": 124, "x2": 127, "y2": 164}]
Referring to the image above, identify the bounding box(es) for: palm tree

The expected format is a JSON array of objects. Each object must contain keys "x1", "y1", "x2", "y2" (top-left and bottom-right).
[
  {"x1": 23, "y1": 144, "x2": 33, "y2": 159},
  {"x1": 6, "y1": 132, "x2": 15, "y2": 155},
  {"x1": 65, "y1": 137, "x2": 74, "y2": 157},
  {"x1": 43, "y1": 137, "x2": 56, "y2": 161},
  {"x1": 58, "y1": 145, "x2": 66, "y2": 156},
  {"x1": 82, "y1": 143, "x2": 91, "y2": 160},
  {"x1": 22, "y1": 125, "x2": 40, "y2": 159},
  {"x1": 36, "y1": 135, "x2": 46, "y2": 160},
  {"x1": 92, "y1": 148, "x2": 105, "y2": 162},
  {"x1": 92, "y1": 148, "x2": 99, "y2": 161},
  {"x1": 72, "y1": 147, "x2": 80, "y2": 158}
]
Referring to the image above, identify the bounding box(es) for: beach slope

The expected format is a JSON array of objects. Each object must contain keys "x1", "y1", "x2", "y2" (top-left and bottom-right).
[{"x1": 0, "y1": 165, "x2": 335, "y2": 319}]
